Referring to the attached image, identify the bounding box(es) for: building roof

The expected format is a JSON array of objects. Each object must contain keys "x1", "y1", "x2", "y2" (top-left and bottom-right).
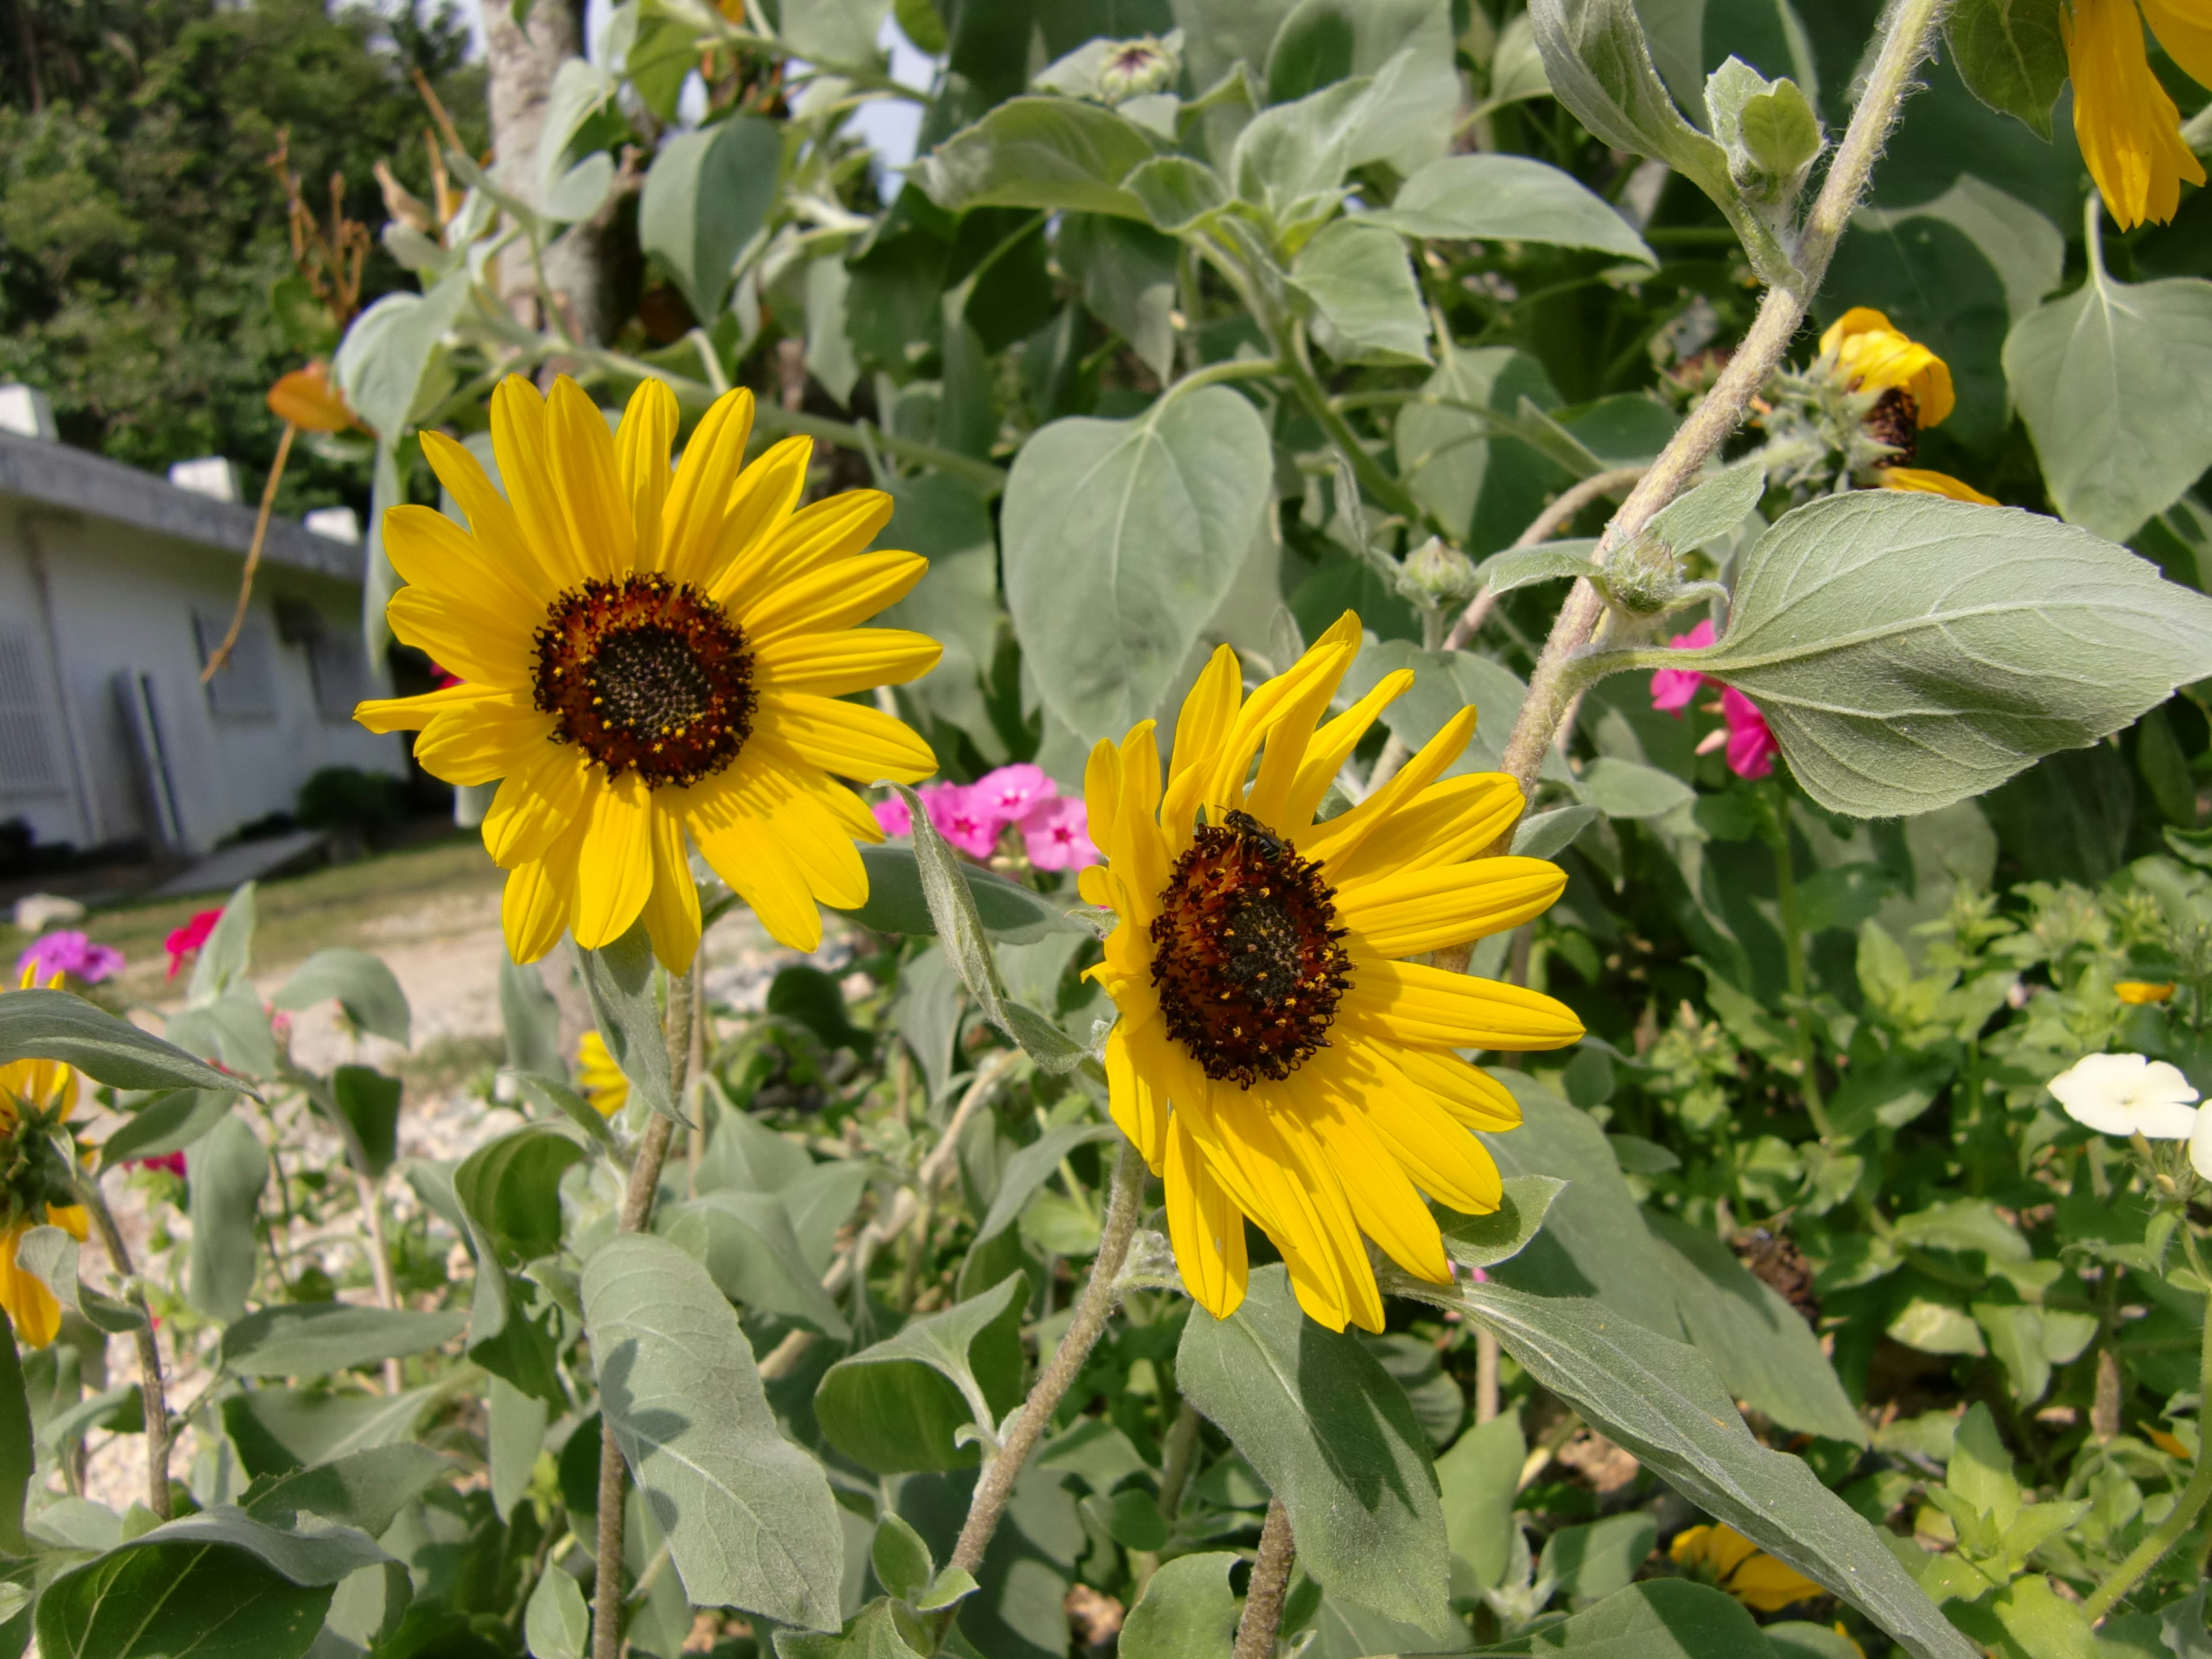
[{"x1": 0, "y1": 430, "x2": 365, "y2": 585}]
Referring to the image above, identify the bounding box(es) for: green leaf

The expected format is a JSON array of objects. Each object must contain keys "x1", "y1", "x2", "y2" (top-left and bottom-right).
[
  {"x1": 186, "y1": 881, "x2": 256, "y2": 1007},
  {"x1": 1119, "y1": 1550, "x2": 1241, "y2": 1659},
  {"x1": 510, "y1": 1071, "x2": 618, "y2": 1150},
  {"x1": 1127, "y1": 156, "x2": 1232, "y2": 232},
  {"x1": 775, "y1": 1598, "x2": 929, "y2": 1659},
  {"x1": 1289, "y1": 221, "x2": 1431, "y2": 365},
  {"x1": 490, "y1": 1374, "x2": 550, "y2": 1516},
  {"x1": 1439, "y1": 1175, "x2": 1566, "y2": 1270},
  {"x1": 815, "y1": 1271, "x2": 1028, "y2": 1472},
  {"x1": 333, "y1": 268, "x2": 472, "y2": 440},
  {"x1": 219, "y1": 1304, "x2": 468, "y2": 1377},
  {"x1": 639, "y1": 116, "x2": 779, "y2": 323},
  {"x1": 39, "y1": 1505, "x2": 392, "y2": 1659},
  {"x1": 328, "y1": 1065, "x2": 403, "y2": 1179},
  {"x1": 188, "y1": 1112, "x2": 267, "y2": 1324},
  {"x1": 1058, "y1": 213, "x2": 1179, "y2": 381},
  {"x1": 1358, "y1": 154, "x2": 1656, "y2": 264},
  {"x1": 835, "y1": 844, "x2": 1088, "y2": 945},
  {"x1": 584, "y1": 1232, "x2": 846, "y2": 1628},
  {"x1": 242, "y1": 1444, "x2": 449, "y2": 1535},
  {"x1": 0, "y1": 1325, "x2": 28, "y2": 1558},
  {"x1": 891, "y1": 0, "x2": 945, "y2": 53},
  {"x1": 461, "y1": 1212, "x2": 566, "y2": 1404},
  {"x1": 1474, "y1": 540, "x2": 1600, "y2": 597},
  {"x1": 781, "y1": 0, "x2": 890, "y2": 63},
  {"x1": 1513, "y1": 804, "x2": 1599, "y2": 858},
  {"x1": 1436, "y1": 1412, "x2": 1523, "y2": 1592},
  {"x1": 501, "y1": 951, "x2": 565, "y2": 1080},
  {"x1": 2004, "y1": 264, "x2": 2212, "y2": 540},
  {"x1": 664, "y1": 1190, "x2": 852, "y2": 1339},
  {"x1": 100, "y1": 1089, "x2": 234, "y2": 1165},
  {"x1": 1003, "y1": 385, "x2": 1275, "y2": 744},
  {"x1": 871, "y1": 1512, "x2": 934, "y2": 1603},
  {"x1": 1541, "y1": 1512, "x2": 1658, "y2": 1609},
  {"x1": 0, "y1": 990, "x2": 244, "y2": 1097},
  {"x1": 16, "y1": 1226, "x2": 145, "y2": 1334},
  {"x1": 1945, "y1": 0, "x2": 2068, "y2": 138},
  {"x1": 271, "y1": 949, "x2": 410, "y2": 1046},
  {"x1": 975, "y1": 1124, "x2": 1119, "y2": 1244},
  {"x1": 878, "y1": 474, "x2": 999, "y2": 740},
  {"x1": 1577, "y1": 757, "x2": 1696, "y2": 821},
  {"x1": 918, "y1": 98, "x2": 1161, "y2": 219},
  {"x1": 222, "y1": 1385, "x2": 441, "y2": 1472},
  {"x1": 1646, "y1": 460, "x2": 1766, "y2": 556},
  {"x1": 577, "y1": 918, "x2": 680, "y2": 1124},
  {"x1": 1688, "y1": 492, "x2": 2212, "y2": 816},
  {"x1": 1426, "y1": 1279, "x2": 1977, "y2": 1659},
  {"x1": 1522, "y1": 1580, "x2": 1785, "y2": 1656},
  {"x1": 1177, "y1": 1264, "x2": 1450, "y2": 1635},
  {"x1": 167, "y1": 979, "x2": 275, "y2": 1081},
  {"x1": 526, "y1": 1564, "x2": 590, "y2": 1659},
  {"x1": 456, "y1": 1125, "x2": 589, "y2": 1263},
  {"x1": 1337, "y1": 640, "x2": 1545, "y2": 777}
]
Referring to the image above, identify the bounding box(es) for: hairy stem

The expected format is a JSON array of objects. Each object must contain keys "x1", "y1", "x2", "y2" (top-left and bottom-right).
[
  {"x1": 1768, "y1": 808, "x2": 1834, "y2": 1141},
  {"x1": 1233, "y1": 1499, "x2": 1297, "y2": 1659},
  {"x1": 947, "y1": 1139, "x2": 1148, "y2": 1577},
  {"x1": 592, "y1": 967, "x2": 694, "y2": 1659},
  {"x1": 1493, "y1": 0, "x2": 1949, "y2": 802},
  {"x1": 1445, "y1": 466, "x2": 1646, "y2": 651},
  {"x1": 2081, "y1": 1232, "x2": 2212, "y2": 1622},
  {"x1": 78, "y1": 1179, "x2": 171, "y2": 1519}
]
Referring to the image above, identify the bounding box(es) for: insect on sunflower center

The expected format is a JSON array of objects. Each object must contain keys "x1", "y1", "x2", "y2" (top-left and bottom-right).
[
  {"x1": 1863, "y1": 387, "x2": 1918, "y2": 467},
  {"x1": 531, "y1": 574, "x2": 757, "y2": 787},
  {"x1": 1149, "y1": 809, "x2": 1352, "y2": 1088}
]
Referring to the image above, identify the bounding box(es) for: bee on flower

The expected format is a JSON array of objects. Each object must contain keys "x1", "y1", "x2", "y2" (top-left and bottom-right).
[{"x1": 0, "y1": 967, "x2": 92, "y2": 1347}]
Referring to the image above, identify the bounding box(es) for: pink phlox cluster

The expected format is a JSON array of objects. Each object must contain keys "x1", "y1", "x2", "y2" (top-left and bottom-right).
[
  {"x1": 874, "y1": 764, "x2": 1100, "y2": 869},
  {"x1": 1649, "y1": 618, "x2": 1715, "y2": 713},
  {"x1": 1649, "y1": 618, "x2": 1778, "y2": 779},
  {"x1": 17, "y1": 930, "x2": 124, "y2": 985}
]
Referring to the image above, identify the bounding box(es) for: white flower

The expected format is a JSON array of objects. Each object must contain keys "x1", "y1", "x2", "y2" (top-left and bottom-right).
[
  {"x1": 2192, "y1": 1108, "x2": 2212, "y2": 1181},
  {"x1": 2048, "y1": 1052, "x2": 2201, "y2": 1139}
]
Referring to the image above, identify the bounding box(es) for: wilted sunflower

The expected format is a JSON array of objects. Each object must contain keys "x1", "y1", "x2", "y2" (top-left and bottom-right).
[
  {"x1": 356, "y1": 376, "x2": 940, "y2": 969},
  {"x1": 1080, "y1": 614, "x2": 1584, "y2": 1332},
  {"x1": 0, "y1": 967, "x2": 89, "y2": 1349},
  {"x1": 1816, "y1": 308, "x2": 1997, "y2": 506},
  {"x1": 2065, "y1": 0, "x2": 2210, "y2": 230}
]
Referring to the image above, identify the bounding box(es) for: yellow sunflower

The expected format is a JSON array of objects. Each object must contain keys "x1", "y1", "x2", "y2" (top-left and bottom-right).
[
  {"x1": 0, "y1": 967, "x2": 90, "y2": 1349},
  {"x1": 1078, "y1": 614, "x2": 1584, "y2": 1333},
  {"x1": 577, "y1": 1029, "x2": 630, "y2": 1117},
  {"x1": 1669, "y1": 1524, "x2": 1823, "y2": 1613},
  {"x1": 355, "y1": 375, "x2": 941, "y2": 970},
  {"x1": 2066, "y1": 0, "x2": 2210, "y2": 230},
  {"x1": 1817, "y1": 308, "x2": 1997, "y2": 506}
]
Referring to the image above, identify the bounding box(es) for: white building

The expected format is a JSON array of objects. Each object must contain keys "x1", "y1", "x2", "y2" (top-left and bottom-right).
[{"x1": 0, "y1": 417, "x2": 403, "y2": 856}]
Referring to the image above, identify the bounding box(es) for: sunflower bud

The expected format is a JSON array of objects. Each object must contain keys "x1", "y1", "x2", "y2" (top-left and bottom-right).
[
  {"x1": 1597, "y1": 528, "x2": 1680, "y2": 616},
  {"x1": 1097, "y1": 36, "x2": 1178, "y2": 102},
  {"x1": 1395, "y1": 537, "x2": 1480, "y2": 611}
]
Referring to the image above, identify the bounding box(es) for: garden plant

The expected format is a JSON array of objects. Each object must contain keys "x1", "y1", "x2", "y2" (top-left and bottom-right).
[{"x1": 9, "y1": 0, "x2": 2212, "y2": 1656}]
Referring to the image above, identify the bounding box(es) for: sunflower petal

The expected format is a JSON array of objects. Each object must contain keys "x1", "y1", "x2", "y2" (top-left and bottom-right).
[
  {"x1": 1393, "y1": 1046, "x2": 1523, "y2": 1132},
  {"x1": 1085, "y1": 738, "x2": 1124, "y2": 851},
  {"x1": 1293, "y1": 1066, "x2": 1450, "y2": 1283},
  {"x1": 1243, "y1": 637, "x2": 1357, "y2": 831},
  {"x1": 385, "y1": 588, "x2": 532, "y2": 689},
  {"x1": 1339, "y1": 1040, "x2": 1505, "y2": 1215},
  {"x1": 698, "y1": 435, "x2": 812, "y2": 597},
  {"x1": 1304, "y1": 706, "x2": 1478, "y2": 869},
  {"x1": 664, "y1": 386, "x2": 756, "y2": 582},
  {"x1": 419, "y1": 429, "x2": 561, "y2": 600},
  {"x1": 481, "y1": 729, "x2": 589, "y2": 865},
  {"x1": 738, "y1": 552, "x2": 930, "y2": 647},
  {"x1": 1328, "y1": 773, "x2": 1523, "y2": 882},
  {"x1": 547, "y1": 377, "x2": 635, "y2": 577},
  {"x1": 1164, "y1": 645, "x2": 1241, "y2": 831},
  {"x1": 1340, "y1": 957, "x2": 1585, "y2": 1051},
  {"x1": 502, "y1": 841, "x2": 575, "y2": 963},
  {"x1": 618, "y1": 377, "x2": 679, "y2": 569},
  {"x1": 383, "y1": 503, "x2": 543, "y2": 618},
  {"x1": 354, "y1": 683, "x2": 499, "y2": 733},
  {"x1": 755, "y1": 628, "x2": 942, "y2": 696},
  {"x1": 751, "y1": 759, "x2": 870, "y2": 910},
  {"x1": 756, "y1": 691, "x2": 936, "y2": 783},
  {"x1": 411, "y1": 699, "x2": 552, "y2": 786},
  {"x1": 491, "y1": 376, "x2": 594, "y2": 588},
  {"x1": 1286, "y1": 669, "x2": 1412, "y2": 830},
  {"x1": 1336, "y1": 857, "x2": 1567, "y2": 959},
  {"x1": 1165, "y1": 1113, "x2": 1248, "y2": 1320},
  {"x1": 717, "y1": 488, "x2": 895, "y2": 618},
  {"x1": 684, "y1": 766, "x2": 824, "y2": 951},
  {"x1": 639, "y1": 802, "x2": 702, "y2": 970},
  {"x1": 1106, "y1": 1013, "x2": 1170, "y2": 1169},
  {"x1": 571, "y1": 772, "x2": 656, "y2": 949}
]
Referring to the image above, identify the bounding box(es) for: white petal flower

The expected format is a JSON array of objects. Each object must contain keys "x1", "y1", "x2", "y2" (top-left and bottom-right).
[
  {"x1": 2048, "y1": 1052, "x2": 2202, "y2": 1139},
  {"x1": 2192, "y1": 1108, "x2": 2212, "y2": 1182}
]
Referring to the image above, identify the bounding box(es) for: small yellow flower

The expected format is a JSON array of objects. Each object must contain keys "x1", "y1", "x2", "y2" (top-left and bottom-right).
[
  {"x1": 2065, "y1": 0, "x2": 2210, "y2": 230},
  {"x1": 0, "y1": 966, "x2": 85, "y2": 1348},
  {"x1": 577, "y1": 1029, "x2": 630, "y2": 1118},
  {"x1": 1670, "y1": 1524, "x2": 1824, "y2": 1613},
  {"x1": 1081, "y1": 613, "x2": 1582, "y2": 1332},
  {"x1": 356, "y1": 376, "x2": 941, "y2": 972},
  {"x1": 2116, "y1": 979, "x2": 2179, "y2": 1004},
  {"x1": 1819, "y1": 309, "x2": 1997, "y2": 506}
]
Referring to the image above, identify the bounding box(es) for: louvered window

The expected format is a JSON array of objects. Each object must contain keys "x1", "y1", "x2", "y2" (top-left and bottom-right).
[{"x1": 0, "y1": 626, "x2": 64, "y2": 794}]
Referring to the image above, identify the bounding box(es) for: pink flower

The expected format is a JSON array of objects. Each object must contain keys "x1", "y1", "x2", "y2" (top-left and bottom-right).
[
  {"x1": 973, "y1": 764, "x2": 1055, "y2": 825},
  {"x1": 164, "y1": 908, "x2": 224, "y2": 981},
  {"x1": 1020, "y1": 797, "x2": 1099, "y2": 871},
  {"x1": 1695, "y1": 686, "x2": 1779, "y2": 779},
  {"x1": 1650, "y1": 618, "x2": 1716, "y2": 714},
  {"x1": 17, "y1": 930, "x2": 124, "y2": 985},
  {"x1": 134, "y1": 1152, "x2": 186, "y2": 1177},
  {"x1": 921, "y1": 783, "x2": 1001, "y2": 859},
  {"x1": 873, "y1": 794, "x2": 912, "y2": 837}
]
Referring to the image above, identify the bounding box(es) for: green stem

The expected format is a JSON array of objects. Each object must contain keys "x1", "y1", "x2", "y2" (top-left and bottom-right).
[
  {"x1": 76, "y1": 1178, "x2": 172, "y2": 1520},
  {"x1": 1768, "y1": 805, "x2": 1832, "y2": 1142},
  {"x1": 2081, "y1": 1230, "x2": 2212, "y2": 1622},
  {"x1": 1158, "y1": 355, "x2": 1283, "y2": 411},
  {"x1": 1279, "y1": 324, "x2": 1429, "y2": 527}
]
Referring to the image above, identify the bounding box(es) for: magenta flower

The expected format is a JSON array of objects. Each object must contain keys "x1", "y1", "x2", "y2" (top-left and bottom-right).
[
  {"x1": 1694, "y1": 687, "x2": 1779, "y2": 779},
  {"x1": 17, "y1": 930, "x2": 124, "y2": 986},
  {"x1": 134, "y1": 1152, "x2": 187, "y2": 1177},
  {"x1": 973, "y1": 764, "x2": 1054, "y2": 824},
  {"x1": 921, "y1": 782, "x2": 1001, "y2": 859},
  {"x1": 1021, "y1": 797, "x2": 1099, "y2": 871},
  {"x1": 873, "y1": 793, "x2": 913, "y2": 837},
  {"x1": 165, "y1": 908, "x2": 224, "y2": 981},
  {"x1": 1650, "y1": 618, "x2": 1716, "y2": 714}
]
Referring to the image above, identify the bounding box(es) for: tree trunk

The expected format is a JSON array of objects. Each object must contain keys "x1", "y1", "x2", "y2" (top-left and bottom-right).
[{"x1": 480, "y1": 0, "x2": 592, "y2": 335}]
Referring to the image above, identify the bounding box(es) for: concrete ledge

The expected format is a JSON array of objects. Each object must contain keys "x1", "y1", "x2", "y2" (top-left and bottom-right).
[{"x1": 0, "y1": 431, "x2": 366, "y2": 584}]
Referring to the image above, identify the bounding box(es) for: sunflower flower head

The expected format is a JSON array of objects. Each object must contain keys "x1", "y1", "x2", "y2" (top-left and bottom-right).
[
  {"x1": 1670, "y1": 1524, "x2": 1824, "y2": 1613},
  {"x1": 577, "y1": 1029, "x2": 630, "y2": 1118},
  {"x1": 355, "y1": 377, "x2": 941, "y2": 971},
  {"x1": 1080, "y1": 615, "x2": 1584, "y2": 1333},
  {"x1": 0, "y1": 966, "x2": 91, "y2": 1348},
  {"x1": 2066, "y1": 0, "x2": 2210, "y2": 230}
]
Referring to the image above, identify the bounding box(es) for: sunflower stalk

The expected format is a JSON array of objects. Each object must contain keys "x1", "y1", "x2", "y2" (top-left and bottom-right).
[
  {"x1": 1493, "y1": 0, "x2": 1952, "y2": 808},
  {"x1": 590, "y1": 964, "x2": 695, "y2": 1659},
  {"x1": 1233, "y1": 1499, "x2": 1297, "y2": 1659},
  {"x1": 942, "y1": 1138, "x2": 1149, "y2": 1584},
  {"x1": 74, "y1": 1176, "x2": 171, "y2": 1520}
]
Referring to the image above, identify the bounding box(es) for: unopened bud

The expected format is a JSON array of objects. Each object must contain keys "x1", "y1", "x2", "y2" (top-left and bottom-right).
[
  {"x1": 1598, "y1": 528, "x2": 1679, "y2": 616},
  {"x1": 1395, "y1": 537, "x2": 1480, "y2": 610},
  {"x1": 1097, "y1": 36, "x2": 1177, "y2": 101}
]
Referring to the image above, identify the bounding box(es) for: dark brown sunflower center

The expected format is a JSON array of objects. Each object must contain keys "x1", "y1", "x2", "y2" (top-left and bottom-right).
[
  {"x1": 1149, "y1": 809, "x2": 1351, "y2": 1088},
  {"x1": 1863, "y1": 387, "x2": 1918, "y2": 467},
  {"x1": 531, "y1": 574, "x2": 756, "y2": 787}
]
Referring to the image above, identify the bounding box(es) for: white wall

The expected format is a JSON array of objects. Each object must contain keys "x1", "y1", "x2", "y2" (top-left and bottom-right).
[{"x1": 0, "y1": 503, "x2": 402, "y2": 854}]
